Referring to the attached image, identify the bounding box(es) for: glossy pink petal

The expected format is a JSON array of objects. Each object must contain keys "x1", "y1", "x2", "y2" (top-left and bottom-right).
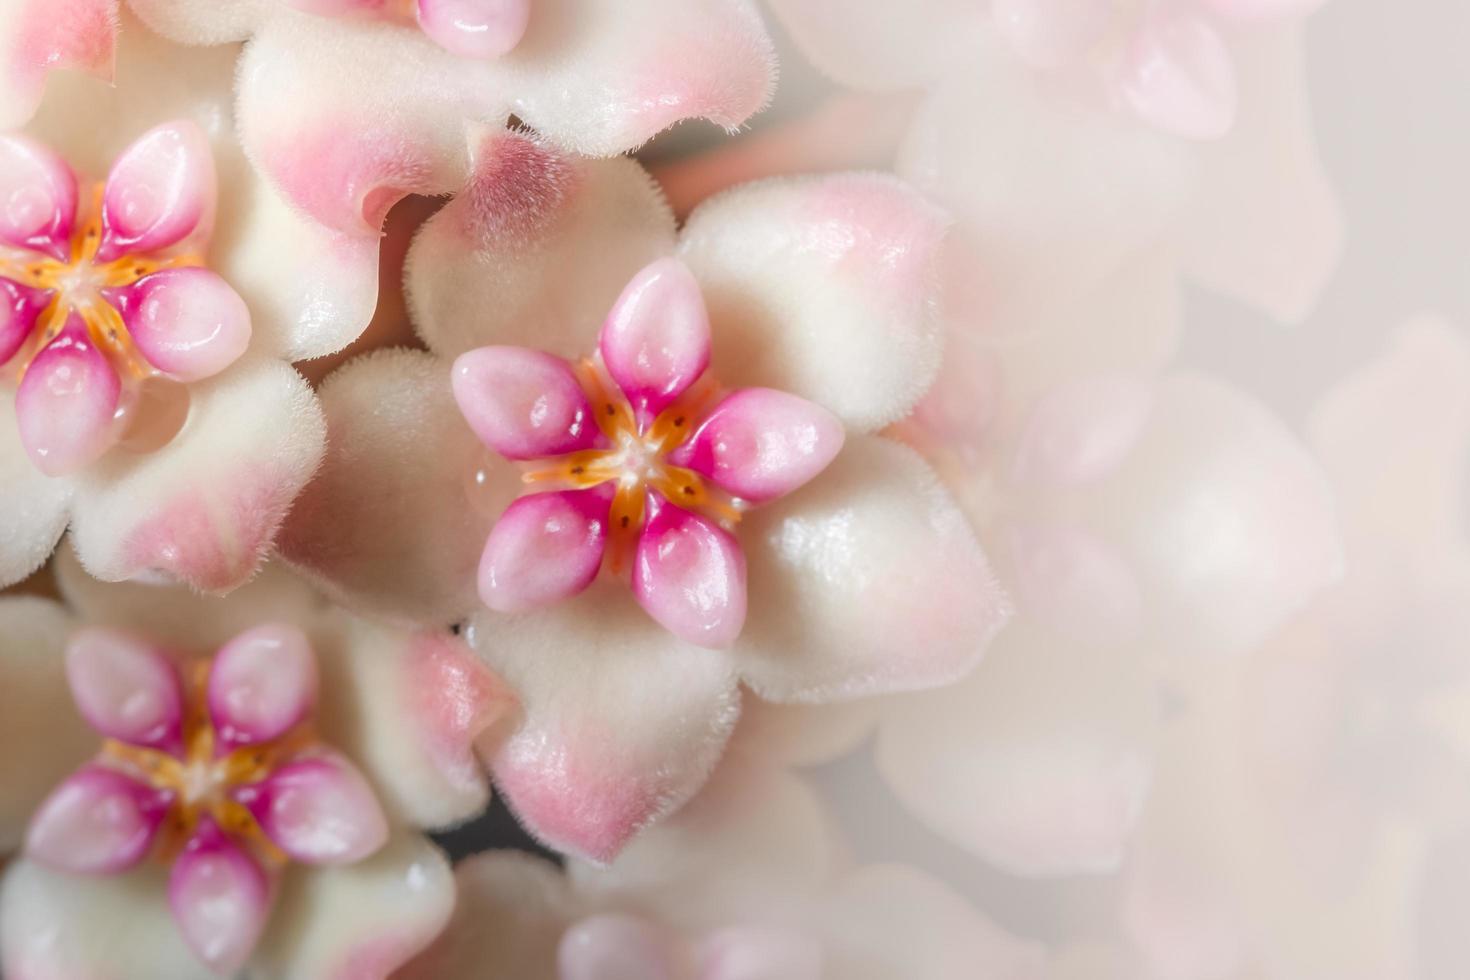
[
  {"x1": 452, "y1": 346, "x2": 600, "y2": 460},
  {"x1": 233, "y1": 754, "x2": 388, "y2": 866},
  {"x1": 479, "y1": 486, "x2": 613, "y2": 613},
  {"x1": 25, "y1": 766, "x2": 171, "y2": 874},
  {"x1": 668, "y1": 388, "x2": 845, "y2": 504},
  {"x1": 168, "y1": 823, "x2": 272, "y2": 975},
  {"x1": 102, "y1": 267, "x2": 250, "y2": 382},
  {"x1": 16, "y1": 312, "x2": 122, "y2": 476},
  {"x1": 1115, "y1": 10, "x2": 1239, "y2": 141},
  {"x1": 417, "y1": 0, "x2": 530, "y2": 59},
  {"x1": 991, "y1": 0, "x2": 1113, "y2": 69},
  {"x1": 64, "y1": 627, "x2": 182, "y2": 749},
  {"x1": 0, "y1": 276, "x2": 53, "y2": 366},
  {"x1": 207, "y1": 623, "x2": 317, "y2": 750},
  {"x1": 559, "y1": 914, "x2": 680, "y2": 980},
  {"x1": 97, "y1": 120, "x2": 215, "y2": 262},
  {"x1": 632, "y1": 493, "x2": 747, "y2": 649},
  {"x1": 599, "y1": 258, "x2": 712, "y2": 424},
  {"x1": 0, "y1": 134, "x2": 78, "y2": 261}
]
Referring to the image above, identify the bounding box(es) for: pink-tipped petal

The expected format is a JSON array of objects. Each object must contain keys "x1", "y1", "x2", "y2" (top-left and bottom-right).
[
  {"x1": 168, "y1": 824, "x2": 272, "y2": 975},
  {"x1": 559, "y1": 915, "x2": 680, "y2": 980},
  {"x1": 234, "y1": 755, "x2": 388, "y2": 866},
  {"x1": 97, "y1": 119, "x2": 215, "y2": 262},
  {"x1": 26, "y1": 766, "x2": 170, "y2": 874},
  {"x1": 668, "y1": 388, "x2": 845, "y2": 504},
  {"x1": 1116, "y1": 11, "x2": 1239, "y2": 141},
  {"x1": 452, "y1": 346, "x2": 600, "y2": 460},
  {"x1": 16, "y1": 313, "x2": 122, "y2": 476},
  {"x1": 207, "y1": 623, "x2": 317, "y2": 749},
  {"x1": 417, "y1": 0, "x2": 530, "y2": 59},
  {"x1": 0, "y1": 134, "x2": 78, "y2": 261},
  {"x1": 103, "y1": 267, "x2": 250, "y2": 382},
  {"x1": 479, "y1": 486, "x2": 613, "y2": 613},
  {"x1": 0, "y1": 276, "x2": 53, "y2": 365},
  {"x1": 599, "y1": 258, "x2": 712, "y2": 422},
  {"x1": 64, "y1": 627, "x2": 182, "y2": 749},
  {"x1": 0, "y1": 0, "x2": 118, "y2": 131},
  {"x1": 991, "y1": 0, "x2": 1112, "y2": 69},
  {"x1": 632, "y1": 493, "x2": 747, "y2": 649}
]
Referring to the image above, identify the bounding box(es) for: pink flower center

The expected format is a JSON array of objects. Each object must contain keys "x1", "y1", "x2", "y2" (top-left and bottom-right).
[
  {"x1": 520, "y1": 357, "x2": 739, "y2": 574},
  {"x1": 1, "y1": 183, "x2": 203, "y2": 387}
]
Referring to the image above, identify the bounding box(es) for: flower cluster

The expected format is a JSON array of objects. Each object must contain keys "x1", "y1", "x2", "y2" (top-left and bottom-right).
[{"x1": 0, "y1": 1, "x2": 1444, "y2": 979}]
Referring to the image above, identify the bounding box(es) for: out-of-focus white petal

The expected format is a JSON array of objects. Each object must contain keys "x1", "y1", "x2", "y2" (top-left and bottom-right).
[
  {"x1": 0, "y1": 395, "x2": 73, "y2": 588},
  {"x1": 765, "y1": 0, "x2": 981, "y2": 91}
]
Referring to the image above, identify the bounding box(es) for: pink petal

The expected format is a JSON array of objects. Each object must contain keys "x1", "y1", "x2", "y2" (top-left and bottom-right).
[
  {"x1": 991, "y1": 0, "x2": 1113, "y2": 69},
  {"x1": 1115, "y1": 11, "x2": 1239, "y2": 141},
  {"x1": 667, "y1": 388, "x2": 845, "y2": 504},
  {"x1": 0, "y1": 134, "x2": 78, "y2": 261},
  {"x1": 15, "y1": 312, "x2": 123, "y2": 476},
  {"x1": 168, "y1": 822, "x2": 272, "y2": 975},
  {"x1": 0, "y1": 0, "x2": 117, "y2": 131},
  {"x1": 103, "y1": 267, "x2": 250, "y2": 382},
  {"x1": 1009, "y1": 377, "x2": 1155, "y2": 487},
  {"x1": 417, "y1": 0, "x2": 530, "y2": 59},
  {"x1": 479, "y1": 486, "x2": 613, "y2": 613},
  {"x1": 207, "y1": 623, "x2": 317, "y2": 749},
  {"x1": 599, "y1": 258, "x2": 711, "y2": 424},
  {"x1": 1006, "y1": 522, "x2": 1143, "y2": 642},
  {"x1": 64, "y1": 627, "x2": 182, "y2": 749},
  {"x1": 0, "y1": 276, "x2": 54, "y2": 366},
  {"x1": 559, "y1": 914, "x2": 680, "y2": 980},
  {"x1": 97, "y1": 119, "x2": 215, "y2": 262},
  {"x1": 452, "y1": 346, "x2": 600, "y2": 460},
  {"x1": 632, "y1": 493, "x2": 747, "y2": 649},
  {"x1": 25, "y1": 766, "x2": 171, "y2": 874},
  {"x1": 233, "y1": 754, "x2": 388, "y2": 866}
]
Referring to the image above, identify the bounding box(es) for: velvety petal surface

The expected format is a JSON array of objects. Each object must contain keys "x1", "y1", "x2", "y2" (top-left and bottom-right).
[
  {"x1": 678, "y1": 174, "x2": 948, "y2": 432},
  {"x1": 67, "y1": 357, "x2": 326, "y2": 593},
  {"x1": 278, "y1": 348, "x2": 515, "y2": 626},
  {"x1": 1, "y1": 860, "x2": 208, "y2": 980},
  {"x1": 734, "y1": 435, "x2": 1010, "y2": 701},
  {"x1": 407, "y1": 132, "x2": 675, "y2": 360},
  {"x1": 0, "y1": 395, "x2": 74, "y2": 587},
  {"x1": 472, "y1": 581, "x2": 741, "y2": 861},
  {"x1": 126, "y1": 0, "x2": 267, "y2": 45},
  {"x1": 0, "y1": 0, "x2": 117, "y2": 130},
  {"x1": 0, "y1": 598, "x2": 93, "y2": 851},
  {"x1": 313, "y1": 616, "x2": 512, "y2": 829},
  {"x1": 875, "y1": 620, "x2": 1158, "y2": 876},
  {"x1": 249, "y1": 830, "x2": 455, "y2": 980}
]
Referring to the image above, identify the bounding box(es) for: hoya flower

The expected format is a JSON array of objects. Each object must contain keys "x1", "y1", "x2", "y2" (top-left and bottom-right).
[
  {"x1": 0, "y1": 551, "x2": 513, "y2": 978},
  {"x1": 105, "y1": 0, "x2": 775, "y2": 247},
  {"x1": 281, "y1": 133, "x2": 1011, "y2": 861},
  {"x1": 455, "y1": 258, "x2": 845, "y2": 646},
  {"x1": 1120, "y1": 319, "x2": 1470, "y2": 980},
  {"x1": 0, "y1": 18, "x2": 383, "y2": 593},
  {"x1": 396, "y1": 706, "x2": 1045, "y2": 980}
]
